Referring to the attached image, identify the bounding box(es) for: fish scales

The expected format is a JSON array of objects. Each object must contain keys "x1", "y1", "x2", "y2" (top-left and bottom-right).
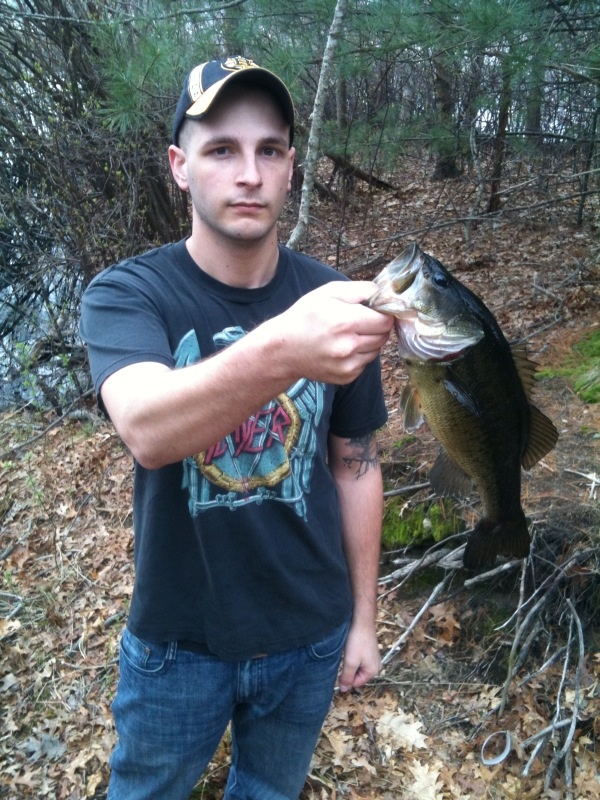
[{"x1": 369, "y1": 244, "x2": 558, "y2": 570}]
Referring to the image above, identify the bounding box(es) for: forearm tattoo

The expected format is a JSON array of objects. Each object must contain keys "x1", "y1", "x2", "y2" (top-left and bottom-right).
[{"x1": 342, "y1": 433, "x2": 380, "y2": 479}]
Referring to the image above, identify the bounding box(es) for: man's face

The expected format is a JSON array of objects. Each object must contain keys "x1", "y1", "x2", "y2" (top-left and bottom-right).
[{"x1": 170, "y1": 87, "x2": 295, "y2": 247}]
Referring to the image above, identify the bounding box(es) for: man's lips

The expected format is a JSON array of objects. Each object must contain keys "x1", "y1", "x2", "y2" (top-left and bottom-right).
[{"x1": 230, "y1": 202, "x2": 266, "y2": 212}]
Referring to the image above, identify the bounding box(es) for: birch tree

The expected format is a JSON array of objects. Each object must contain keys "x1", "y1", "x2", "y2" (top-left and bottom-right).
[{"x1": 286, "y1": 0, "x2": 349, "y2": 250}]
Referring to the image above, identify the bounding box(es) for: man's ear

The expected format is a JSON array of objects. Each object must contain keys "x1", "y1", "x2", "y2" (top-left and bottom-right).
[{"x1": 169, "y1": 145, "x2": 189, "y2": 191}]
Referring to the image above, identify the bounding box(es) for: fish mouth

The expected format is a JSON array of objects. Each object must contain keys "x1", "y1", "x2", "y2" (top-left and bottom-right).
[
  {"x1": 367, "y1": 243, "x2": 422, "y2": 313},
  {"x1": 368, "y1": 243, "x2": 485, "y2": 362}
]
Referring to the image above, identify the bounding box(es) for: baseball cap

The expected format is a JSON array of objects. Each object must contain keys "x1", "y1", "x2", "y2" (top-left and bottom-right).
[{"x1": 172, "y1": 56, "x2": 295, "y2": 147}]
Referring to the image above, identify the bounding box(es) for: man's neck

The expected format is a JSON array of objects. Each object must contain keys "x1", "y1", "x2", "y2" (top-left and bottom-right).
[{"x1": 185, "y1": 231, "x2": 280, "y2": 289}]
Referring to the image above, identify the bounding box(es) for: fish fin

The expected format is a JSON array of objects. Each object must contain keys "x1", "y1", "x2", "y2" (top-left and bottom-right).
[
  {"x1": 430, "y1": 451, "x2": 473, "y2": 498},
  {"x1": 522, "y1": 405, "x2": 559, "y2": 469},
  {"x1": 442, "y1": 371, "x2": 481, "y2": 417},
  {"x1": 400, "y1": 384, "x2": 424, "y2": 431},
  {"x1": 463, "y1": 515, "x2": 530, "y2": 571},
  {"x1": 510, "y1": 343, "x2": 538, "y2": 399},
  {"x1": 509, "y1": 343, "x2": 559, "y2": 467}
]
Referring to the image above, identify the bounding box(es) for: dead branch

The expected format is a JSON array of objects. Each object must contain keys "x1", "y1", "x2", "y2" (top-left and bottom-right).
[
  {"x1": 463, "y1": 559, "x2": 521, "y2": 586},
  {"x1": 543, "y1": 599, "x2": 585, "y2": 793},
  {"x1": 464, "y1": 120, "x2": 486, "y2": 244},
  {"x1": 378, "y1": 539, "x2": 466, "y2": 590},
  {"x1": 381, "y1": 573, "x2": 452, "y2": 666},
  {"x1": 383, "y1": 481, "x2": 430, "y2": 498},
  {"x1": 0, "y1": 591, "x2": 24, "y2": 620},
  {"x1": 377, "y1": 519, "x2": 599, "y2": 791},
  {"x1": 518, "y1": 646, "x2": 568, "y2": 687},
  {"x1": 498, "y1": 558, "x2": 529, "y2": 716},
  {"x1": 324, "y1": 152, "x2": 399, "y2": 193},
  {"x1": 0, "y1": 389, "x2": 95, "y2": 461}
]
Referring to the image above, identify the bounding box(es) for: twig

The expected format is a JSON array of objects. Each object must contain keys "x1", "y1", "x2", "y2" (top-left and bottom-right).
[
  {"x1": 381, "y1": 573, "x2": 452, "y2": 666},
  {"x1": 497, "y1": 547, "x2": 597, "y2": 631},
  {"x1": 512, "y1": 619, "x2": 543, "y2": 676},
  {"x1": 497, "y1": 558, "x2": 529, "y2": 717},
  {"x1": 383, "y1": 481, "x2": 430, "y2": 498},
  {"x1": 564, "y1": 468, "x2": 599, "y2": 501},
  {"x1": 543, "y1": 600, "x2": 585, "y2": 792},
  {"x1": 518, "y1": 646, "x2": 568, "y2": 687},
  {"x1": 463, "y1": 559, "x2": 521, "y2": 587},
  {"x1": 532, "y1": 274, "x2": 562, "y2": 301},
  {"x1": 378, "y1": 536, "x2": 466, "y2": 597},
  {"x1": 521, "y1": 717, "x2": 573, "y2": 749},
  {"x1": 379, "y1": 546, "x2": 457, "y2": 587},
  {"x1": 464, "y1": 120, "x2": 486, "y2": 245},
  {"x1": 0, "y1": 591, "x2": 24, "y2": 620},
  {"x1": 518, "y1": 314, "x2": 564, "y2": 343},
  {"x1": 0, "y1": 519, "x2": 33, "y2": 562},
  {"x1": 0, "y1": 389, "x2": 94, "y2": 461},
  {"x1": 523, "y1": 736, "x2": 549, "y2": 776}
]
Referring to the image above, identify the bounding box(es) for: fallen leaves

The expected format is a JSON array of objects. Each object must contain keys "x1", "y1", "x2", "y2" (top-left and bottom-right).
[
  {"x1": 1, "y1": 421, "x2": 127, "y2": 798},
  {"x1": 375, "y1": 709, "x2": 429, "y2": 756},
  {"x1": 2, "y1": 407, "x2": 599, "y2": 799},
  {"x1": 406, "y1": 761, "x2": 442, "y2": 800},
  {"x1": 1, "y1": 173, "x2": 599, "y2": 798}
]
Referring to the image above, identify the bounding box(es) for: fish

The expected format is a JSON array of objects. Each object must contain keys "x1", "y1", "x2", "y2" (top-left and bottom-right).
[{"x1": 368, "y1": 243, "x2": 558, "y2": 570}]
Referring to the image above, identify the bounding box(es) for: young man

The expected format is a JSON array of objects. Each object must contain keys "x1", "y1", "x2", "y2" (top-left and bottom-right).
[{"x1": 80, "y1": 56, "x2": 393, "y2": 800}]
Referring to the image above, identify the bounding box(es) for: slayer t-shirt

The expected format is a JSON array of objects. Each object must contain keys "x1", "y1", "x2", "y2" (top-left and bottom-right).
[{"x1": 80, "y1": 241, "x2": 387, "y2": 660}]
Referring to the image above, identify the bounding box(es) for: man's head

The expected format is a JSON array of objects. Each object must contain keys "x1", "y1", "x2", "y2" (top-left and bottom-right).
[{"x1": 173, "y1": 56, "x2": 295, "y2": 150}]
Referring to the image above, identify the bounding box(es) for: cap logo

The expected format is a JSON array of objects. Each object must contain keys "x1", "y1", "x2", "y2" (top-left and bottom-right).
[
  {"x1": 222, "y1": 56, "x2": 258, "y2": 72},
  {"x1": 188, "y1": 65, "x2": 205, "y2": 103}
]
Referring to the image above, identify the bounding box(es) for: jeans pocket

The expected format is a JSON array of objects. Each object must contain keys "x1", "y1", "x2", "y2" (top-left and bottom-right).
[
  {"x1": 307, "y1": 620, "x2": 350, "y2": 661},
  {"x1": 119, "y1": 628, "x2": 174, "y2": 676}
]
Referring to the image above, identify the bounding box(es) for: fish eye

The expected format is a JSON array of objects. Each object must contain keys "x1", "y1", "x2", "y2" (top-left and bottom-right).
[{"x1": 432, "y1": 272, "x2": 449, "y2": 288}]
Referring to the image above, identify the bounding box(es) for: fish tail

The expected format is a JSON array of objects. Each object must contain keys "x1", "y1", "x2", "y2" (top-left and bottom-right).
[{"x1": 463, "y1": 514, "x2": 530, "y2": 571}]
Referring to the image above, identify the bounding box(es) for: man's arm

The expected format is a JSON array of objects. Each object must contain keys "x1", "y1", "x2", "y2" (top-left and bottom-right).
[
  {"x1": 98, "y1": 281, "x2": 392, "y2": 469},
  {"x1": 328, "y1": 431, "x2": 383, "y2": 691}
]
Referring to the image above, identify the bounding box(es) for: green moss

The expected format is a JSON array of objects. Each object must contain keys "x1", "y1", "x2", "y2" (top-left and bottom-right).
[
  {"x1": 539, "y1": 328, "x2": 600, "y2": 403},
  {"x1": 394, "y1": 434, "x2": 418, "y2": 448},
  {"x1": 382, "y1": 496, "x2": 463, "y2": 549}
]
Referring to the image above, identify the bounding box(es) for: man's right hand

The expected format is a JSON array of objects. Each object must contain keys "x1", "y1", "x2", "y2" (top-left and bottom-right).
[{"x1": 270, "y1": 281, "x2": 393, "y2": 386}]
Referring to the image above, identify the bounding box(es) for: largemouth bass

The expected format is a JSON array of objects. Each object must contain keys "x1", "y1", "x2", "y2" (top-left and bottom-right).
[{"x1": 369, "y1": 244, "x2": 558, "y2": 569}]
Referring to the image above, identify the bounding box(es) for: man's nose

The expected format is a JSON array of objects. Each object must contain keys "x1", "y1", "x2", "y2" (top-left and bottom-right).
[{"x1": 236, "y1": 154, "x2": 262, "y2": 186}]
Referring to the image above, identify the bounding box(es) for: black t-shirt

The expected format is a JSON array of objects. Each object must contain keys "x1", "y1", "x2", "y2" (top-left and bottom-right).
[{"x1": 80, "y1": 241, "x2": 387, "y2": 660}]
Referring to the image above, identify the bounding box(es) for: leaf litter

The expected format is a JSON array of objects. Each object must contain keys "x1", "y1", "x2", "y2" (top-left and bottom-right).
[{"x1": 1, "y1": 159, "x2": 600, "y2": 799}]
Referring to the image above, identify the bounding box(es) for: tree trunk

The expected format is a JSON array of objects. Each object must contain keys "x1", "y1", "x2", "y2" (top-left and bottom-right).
[
  {"x1": 487, "y1": 62, "x2": 511, "y2": 214},
  {"x1": 286, "y1": 0, "x2": 349, "y2": 250},
  {"x1": 576, "y1": 92, "x2": 599, "y2": 227},
  {"x1": 431, "y1": 55, "x2": 461, "y2": 180}
]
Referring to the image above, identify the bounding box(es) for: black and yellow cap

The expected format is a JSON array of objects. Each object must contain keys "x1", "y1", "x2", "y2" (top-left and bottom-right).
[{"x1": 173, "y1": 56, "x2": 295, "y2": 147}]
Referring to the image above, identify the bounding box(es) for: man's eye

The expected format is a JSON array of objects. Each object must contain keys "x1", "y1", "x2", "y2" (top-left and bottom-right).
[{"x1": 207, "y1": 145, "x2": 231, "y2": 156}]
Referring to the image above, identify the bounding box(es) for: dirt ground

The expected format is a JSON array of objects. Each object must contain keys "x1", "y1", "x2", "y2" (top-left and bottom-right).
[{"x1": 1, "y1": 159, "x2": 599, "y2": 798}]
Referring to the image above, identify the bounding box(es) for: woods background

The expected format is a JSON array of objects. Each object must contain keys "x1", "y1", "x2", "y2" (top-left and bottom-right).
[
  {"x1": 0, "y1": 0, "x2": 598, "y2": 412},
  {"x1": 1, "y1": 2, "x2": 599, "y2": 799}
]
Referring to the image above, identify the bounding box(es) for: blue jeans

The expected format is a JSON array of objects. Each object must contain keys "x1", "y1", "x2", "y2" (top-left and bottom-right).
[{"x1": 107, "y1": 621, "x2": 349, "y2": 800}]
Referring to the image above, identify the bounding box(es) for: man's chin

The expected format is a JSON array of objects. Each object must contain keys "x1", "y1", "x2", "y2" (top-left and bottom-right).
[{"x1": 227, "y1": 222, "x2": 277, "y2": 243}]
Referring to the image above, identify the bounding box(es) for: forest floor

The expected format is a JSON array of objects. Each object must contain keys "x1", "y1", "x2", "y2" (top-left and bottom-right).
[{"x1": 1, "y1": 152, "x2": 599, "y2": 799}]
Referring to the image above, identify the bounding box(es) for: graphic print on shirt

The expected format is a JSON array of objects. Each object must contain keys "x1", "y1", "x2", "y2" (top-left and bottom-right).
[{"x1": 175, "y1": 327, "x2": 325, "y2": 520}]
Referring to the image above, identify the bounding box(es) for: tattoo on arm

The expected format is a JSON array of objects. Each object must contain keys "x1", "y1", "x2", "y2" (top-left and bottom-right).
[{"x1": 342, "y1": 433, "x2": 379, "y2": 479}]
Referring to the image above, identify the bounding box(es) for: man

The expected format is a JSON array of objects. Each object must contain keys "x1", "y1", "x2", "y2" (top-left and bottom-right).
[{"x1": 80, "y1": 56, "x2": 393, "y2": 800}]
